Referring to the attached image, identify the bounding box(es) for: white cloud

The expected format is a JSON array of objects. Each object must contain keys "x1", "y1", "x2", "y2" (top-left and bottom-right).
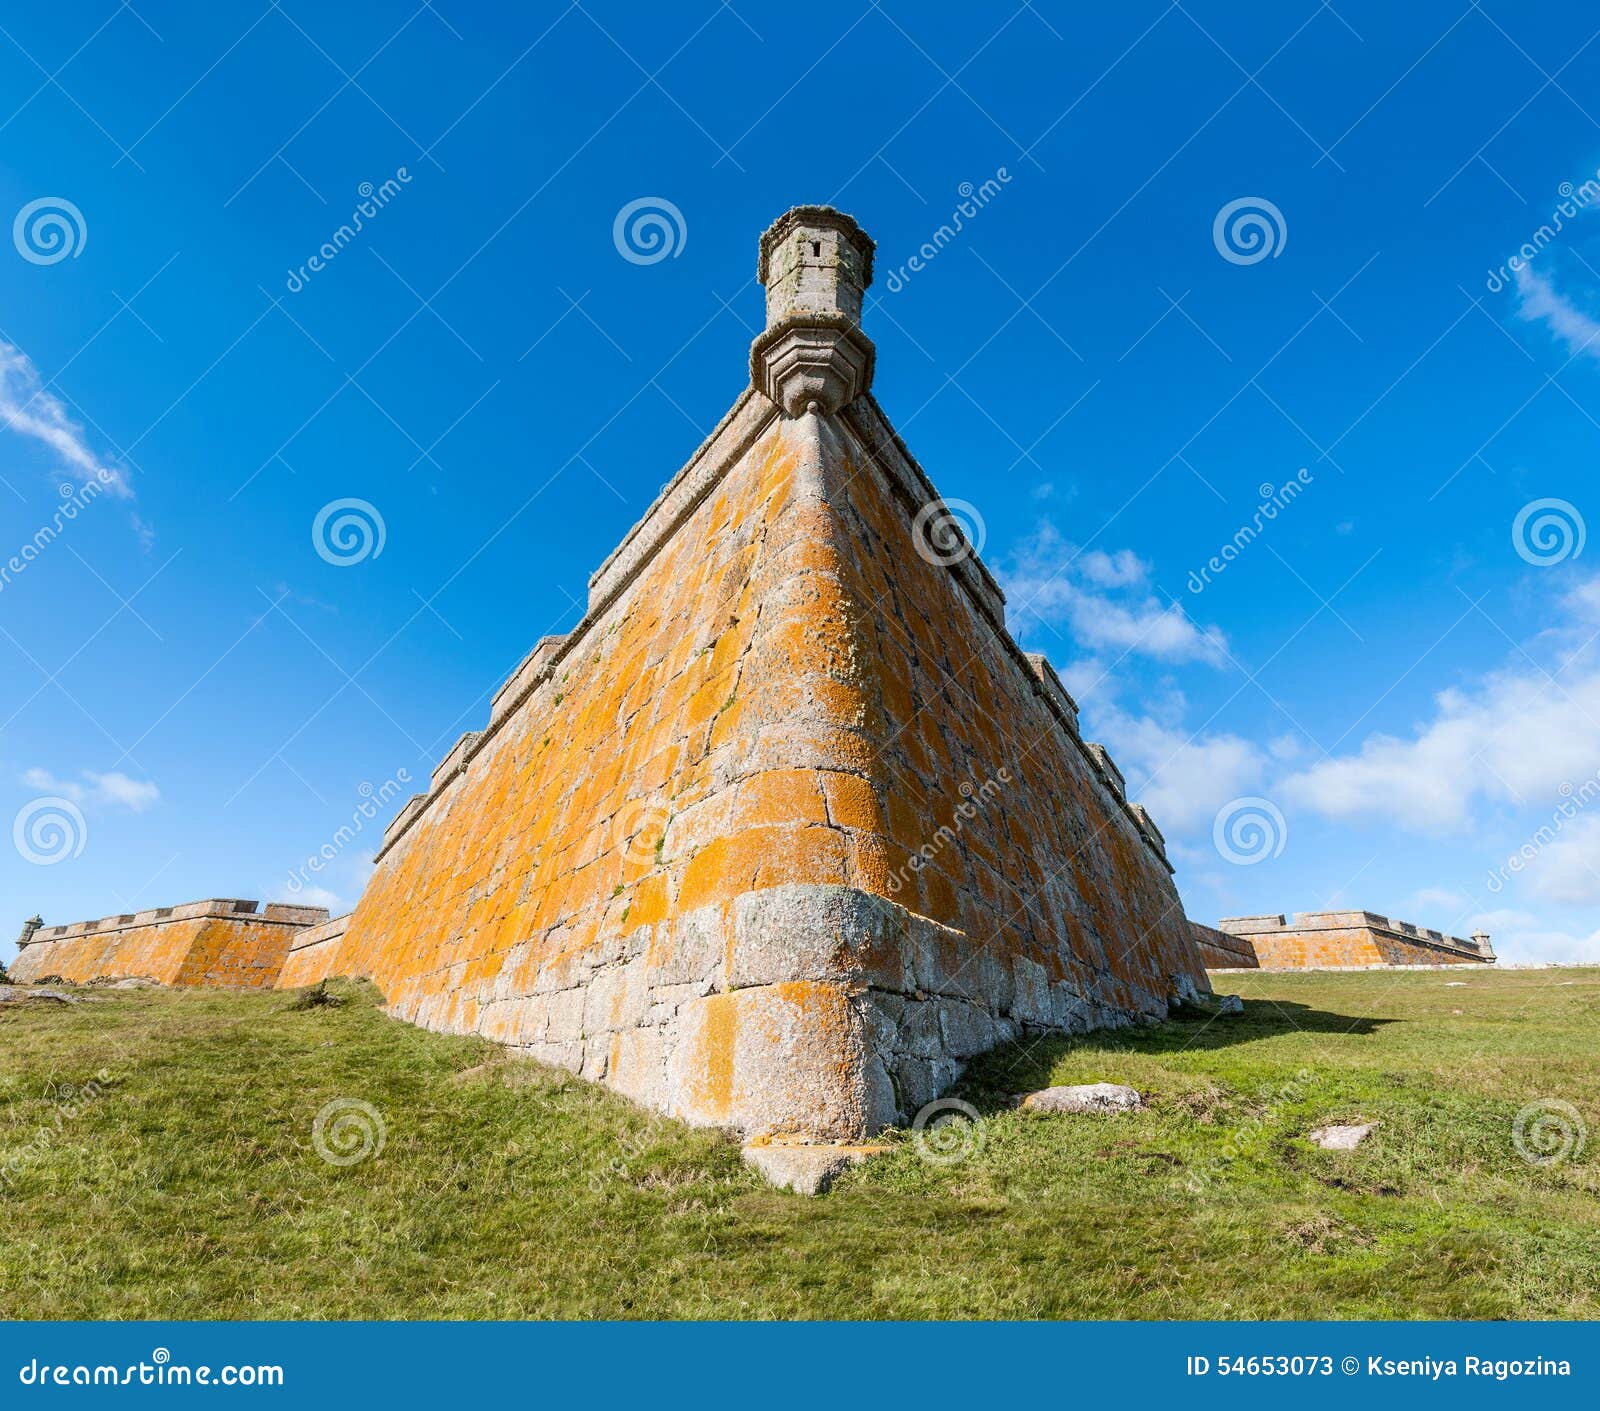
[
  {"x1": 1056, "y1": 656, "x2": 1110, "y2": 705},
  {"x1": 1078, "y1": 547, "x2": 1145, "y2": 588},
  {"x1": 1408, "y1": 885, "x2": 1467, "y2": 912},
  {"x1": 275, "y1": 885, "x2": 343, "y2": 911},
  {"x1": 89, "y1": 772, "x2": 160, "y2": 812},
  {"x1": 1002, "y1": 524, "x2": 1229, "y2": 665},
  {"x1": 1512, "y1": 813, "x2": 1600, "y2": 905},
  {"x1": 0, "y1": 340, "x2": 132, "y2": 498},
  {"x1": 1514, "y1": 265, "x2": 1600, "y2": 360},
  {"x1": 21, "y1": 768, "x2": 160, "y2": 812},
  {"x1": 1281, "y1": 618, "x2": 1600, "y2": 830},
  {"x1": 1090, "y1": 704, "x2": 1267, "y2": 834}
]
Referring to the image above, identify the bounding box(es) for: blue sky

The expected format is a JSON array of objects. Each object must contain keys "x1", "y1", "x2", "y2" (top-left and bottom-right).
[{"x1": 3, "y1": 0, "x2": 1599, "y2": 967}]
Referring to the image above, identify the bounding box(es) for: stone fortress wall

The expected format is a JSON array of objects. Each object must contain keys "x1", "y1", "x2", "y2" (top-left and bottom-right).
[
  {"x1": 9, "y1": 900, "x2": 329, "y2": 989},
  {"x1": 272, "y1": 206, "x2": 1210, "y2": 1146},
  {"x1": 1210, "y1": 911, "x2": 1495, "y2": 970}
]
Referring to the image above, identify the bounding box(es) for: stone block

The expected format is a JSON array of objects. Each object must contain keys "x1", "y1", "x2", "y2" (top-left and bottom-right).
[
  {"x1": 727, "y1": 884, "x2": 907, "y2": 991},
  {"x1": 667, "y1": 982, "x2": 896, "y2": 1142}
]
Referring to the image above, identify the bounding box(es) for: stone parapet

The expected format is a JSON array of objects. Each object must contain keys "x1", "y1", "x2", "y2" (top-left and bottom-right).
[{"x1": 1215, "y1": 910, "x2": 1494, "y2": 969}]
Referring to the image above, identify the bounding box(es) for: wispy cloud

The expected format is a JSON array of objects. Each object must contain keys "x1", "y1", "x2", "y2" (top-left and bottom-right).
[
  {"x1": 1001, "y1": 524, "x2": 1229, "y2": 665},
  {"x1": 1273, "y1": 574, "x2": 1600, "y2": 931},
  {"x1": 22, "y1": 767, "x2": 160, "y2": 813},
  {"x1": 1280, "y1": 650, "x2": 1600, "y2": 831},
  {"x1": 1513, "y1": 265, "x2": 1600, "y2": 360},
  {"x1": 0, "y1": 339, "x2": 132, "y2": 498},
  {"x1": 1089, "y1": 702, "x2": 1267, "y2": 835}
]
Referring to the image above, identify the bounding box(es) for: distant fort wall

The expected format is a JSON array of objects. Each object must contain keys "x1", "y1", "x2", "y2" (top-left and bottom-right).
[
  {"x1": 9, "y1": 900, "x2": 329, "y2": 989},
  {"x1": 1212, "y1": 911, "x2": 1495, "y2": 970}
]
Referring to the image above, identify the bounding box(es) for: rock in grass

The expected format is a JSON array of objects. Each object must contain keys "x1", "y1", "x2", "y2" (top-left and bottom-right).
[
  {"x1": 1022, "y1": 1082, "x2": 1143, "y2": 1114},
  {"x1": 1175, "y1": 991, "x2": 1244, "y2": 1017},
  {"x1": 1307, "y1": 1122, "x2": 1376, "y2": 1151}
]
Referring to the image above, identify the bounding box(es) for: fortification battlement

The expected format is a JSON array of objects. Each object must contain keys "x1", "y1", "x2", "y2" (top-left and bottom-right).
[
  {"x1": 370, "y1": 210, "x2": 1169, "y2": 875},
  {"x1": 1217, "y1": 910, "x2": 1493, "y2": 961},
  {"x1": 20, "y1": 898, "x2": 330, "y2": 945}
]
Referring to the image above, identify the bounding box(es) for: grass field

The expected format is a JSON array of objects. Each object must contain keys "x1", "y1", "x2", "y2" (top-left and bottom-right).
[{"x1": 1, "y1": 966, "x2": 1596, "y2": 1319}]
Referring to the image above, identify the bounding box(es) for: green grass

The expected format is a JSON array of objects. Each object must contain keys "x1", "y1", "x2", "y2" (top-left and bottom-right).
[{"x1": 1, "y1": 967, "x2": 1596, "y2": 1319}]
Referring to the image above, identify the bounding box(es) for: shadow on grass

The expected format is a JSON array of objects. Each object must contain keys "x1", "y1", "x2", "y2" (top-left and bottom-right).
[{"x1": 958, "y1": 998, "x2": 1398, "y2": 1112}]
